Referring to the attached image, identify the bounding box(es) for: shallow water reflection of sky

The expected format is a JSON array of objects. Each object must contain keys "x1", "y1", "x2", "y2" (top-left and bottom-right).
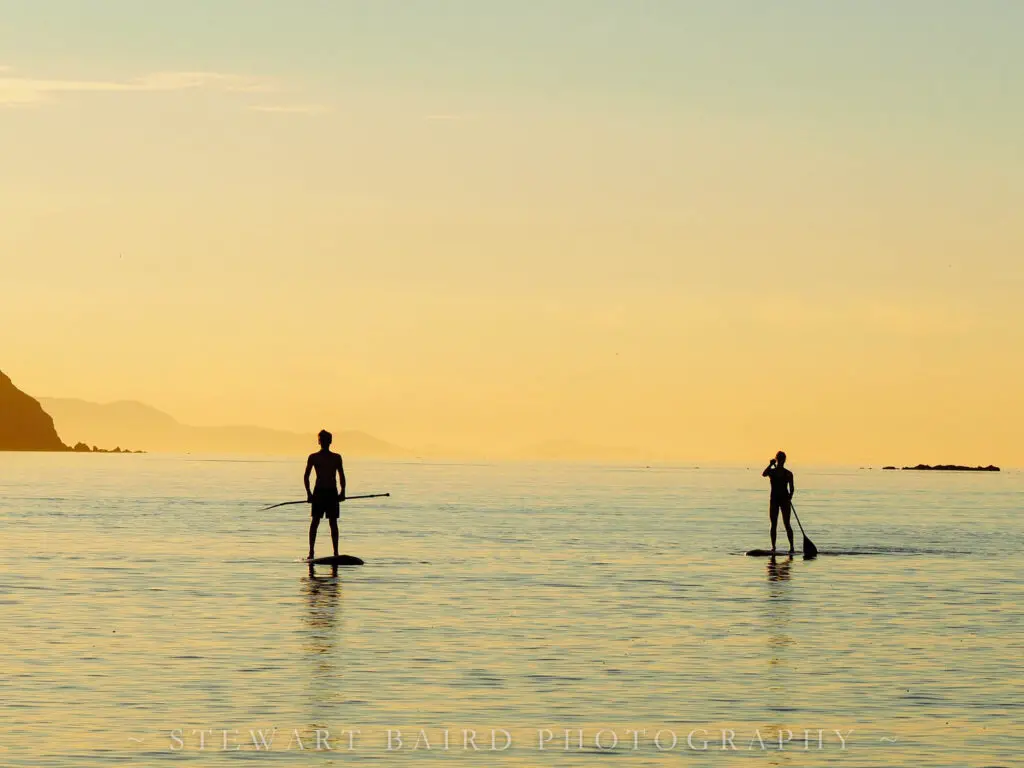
[{"x1": 0, "y1": 454, "x2": 1020, "y2": 766}]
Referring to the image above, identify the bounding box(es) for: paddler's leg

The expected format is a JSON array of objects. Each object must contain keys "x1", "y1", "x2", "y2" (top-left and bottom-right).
[
  {"x1": 328, "y1": 517, "x2": 340, "y2": 557},
  {"x1": 782, "y1": 501, "x2": 795, "y2": 553},
  {"x1": 308, "y1": 513, "x2": 321, "y2": 560},
  {"x1": 769, "y1": 501, "x2": 779, "y2": 551}
]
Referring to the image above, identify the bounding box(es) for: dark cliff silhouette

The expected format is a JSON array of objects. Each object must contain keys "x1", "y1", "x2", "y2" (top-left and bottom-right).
[{"x1": 0, "y1": 370, "x2": 68, "y2": 451}]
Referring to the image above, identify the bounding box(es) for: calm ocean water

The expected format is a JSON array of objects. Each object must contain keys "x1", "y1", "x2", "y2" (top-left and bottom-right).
[{"x1": 0, "y1": 453, "x2": 1020, "y2": 766}]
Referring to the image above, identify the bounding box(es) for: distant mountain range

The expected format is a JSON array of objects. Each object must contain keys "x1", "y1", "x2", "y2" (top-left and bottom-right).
[
  {"x1": 38, "y1": 398, "x2": 410, "y2": 457},
  {"x1": 1, "y1": 384, "x2": 655, "y2": 460}
]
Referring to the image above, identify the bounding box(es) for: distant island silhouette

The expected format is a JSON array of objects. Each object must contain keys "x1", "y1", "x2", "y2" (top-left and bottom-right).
[
  {"x1": 38, "y1": 397, "x2": 410, "y2": 457},
  {"x1": 883, "y1": 464, "x2": 1000, "y2": 472}
]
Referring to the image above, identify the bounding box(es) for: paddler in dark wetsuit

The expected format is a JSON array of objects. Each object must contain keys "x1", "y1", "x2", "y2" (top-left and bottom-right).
[
  {"x1": 761, "y1": 450, "x2": 795, "y2": 553},
  {"x1": 304, "y1": 429, "x2": 346, "y2": 561}
]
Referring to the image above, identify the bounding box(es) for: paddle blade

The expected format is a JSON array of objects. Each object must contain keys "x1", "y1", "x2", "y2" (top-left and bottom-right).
[{"x1": 803, "y1": 534, "x2": 818, "y2": 559}]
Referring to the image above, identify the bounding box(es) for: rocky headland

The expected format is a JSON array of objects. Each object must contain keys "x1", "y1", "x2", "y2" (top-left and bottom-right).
[{"x1": 0, "y1": 370, "x2": 68, "y2": 450}]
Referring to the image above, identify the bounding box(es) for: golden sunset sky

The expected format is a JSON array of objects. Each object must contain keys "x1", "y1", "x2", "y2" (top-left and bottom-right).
[{"x1": 2, "y1": 1, "x2": 1022, "y2": 463}]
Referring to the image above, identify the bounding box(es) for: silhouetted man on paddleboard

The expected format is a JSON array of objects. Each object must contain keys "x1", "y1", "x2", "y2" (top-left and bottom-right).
[
  {"x1": 762, "y1": 450, "x2": 795, "y2": 553},
  {"x1": 304, "y1": 430, "x2": 346, "y2": 561}
]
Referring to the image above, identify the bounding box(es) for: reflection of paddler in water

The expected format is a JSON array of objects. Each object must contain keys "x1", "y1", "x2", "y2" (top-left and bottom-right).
[
  {"x1": 764, "y1": 555, "x2": 794, "y2": 686},
  {"x1": 304, "y1": 430, "x2": 346, "y2": 561},
  {"x1": 766, "y1": 554, "x2": 792, "y2": 583},
  {"x1": 761, "y1": 451, "x2": 795, "y2": 553},
  {"x1": 301, "y1": 568, "x2": 342, "y2": 676}
]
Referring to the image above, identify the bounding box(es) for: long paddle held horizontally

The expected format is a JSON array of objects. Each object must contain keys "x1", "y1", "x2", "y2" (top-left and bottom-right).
[
  {"x1": 789, "y1": 501, "x2": 818, "y2": 558},
  {"x1": 261, "y1": 492, "x2": 390, "y2": 511}
]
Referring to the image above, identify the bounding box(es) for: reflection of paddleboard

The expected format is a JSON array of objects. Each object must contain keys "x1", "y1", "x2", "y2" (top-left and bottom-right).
[
  {"x1": 304, "y1": 555, "x2": 364, "y2": 566},
  {"x1": 746, "y1": 549, "x2": 803, "y2": 557}
]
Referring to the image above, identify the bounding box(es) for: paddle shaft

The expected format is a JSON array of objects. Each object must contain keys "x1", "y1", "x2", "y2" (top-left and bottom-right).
[
  {"x1": 789, "y1": 500, "x2": 808, "y2": 537},
  {"x1": 262, "y1": 492, "x2": 390, "y2": 511}
]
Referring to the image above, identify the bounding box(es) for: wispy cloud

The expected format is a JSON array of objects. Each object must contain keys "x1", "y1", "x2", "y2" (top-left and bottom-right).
[
  {"x1": 248, "y1": 103, "x2": 332, "y2": 115},
  {"x1": 0, "y1": 68, "x2": 273, "y2": 107}
]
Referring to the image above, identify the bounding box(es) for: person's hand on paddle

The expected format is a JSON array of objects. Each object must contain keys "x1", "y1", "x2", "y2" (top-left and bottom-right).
[
  {"x1": 339, "y1": 490, "x2": 346, "y2": 502},
  {"x1": 306, "y1": 491, "x2": 314, "y2": 504}
]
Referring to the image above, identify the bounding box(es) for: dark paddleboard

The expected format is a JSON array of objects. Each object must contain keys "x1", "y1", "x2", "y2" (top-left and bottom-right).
[
  {"x1": 305, "y1": 555, "x2": 364, "y2": 566},
  {"x1": 746, "y1": 549, "x2": 803, "y2": 557}
]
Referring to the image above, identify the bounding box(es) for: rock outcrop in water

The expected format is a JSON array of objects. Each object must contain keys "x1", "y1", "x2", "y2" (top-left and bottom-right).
[
  {"x1": 0, "y1": 370, "x2": 69, "y2": 451},
  {"x1": 71, "y1": 441, "x2": 144, "y2": 454},
  {"x1": 883, "y1": 464, "x2": 1000, "y2": 472}
]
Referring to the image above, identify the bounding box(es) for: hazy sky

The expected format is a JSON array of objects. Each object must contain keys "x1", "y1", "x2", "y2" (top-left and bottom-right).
[{"x1": 2, "y1": 1, "x2": 1022, "y2": 463}]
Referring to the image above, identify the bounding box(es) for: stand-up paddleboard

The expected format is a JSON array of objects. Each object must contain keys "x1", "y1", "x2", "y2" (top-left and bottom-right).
[
  {"x1": 746, "y1": 549, "x2": 804, "y2": 557},
  {"x1": 304, "y1": 555, "x2": 364, "y2": 566}
]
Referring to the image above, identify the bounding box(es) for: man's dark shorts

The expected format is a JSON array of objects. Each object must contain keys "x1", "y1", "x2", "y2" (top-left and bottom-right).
[{"x1": 311, "y1": 488, "x2": 340, "y2": 521}]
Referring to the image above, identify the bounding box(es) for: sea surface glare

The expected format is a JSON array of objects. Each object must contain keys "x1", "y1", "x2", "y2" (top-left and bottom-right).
[{"x1": 0, "y1": 454, "x2": 1021, "y2": 766}]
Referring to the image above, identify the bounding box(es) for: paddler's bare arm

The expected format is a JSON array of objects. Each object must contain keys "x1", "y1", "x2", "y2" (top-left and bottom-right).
[
  {"x1": 337, "y1": 456, "x2": 346, "y2": 501},
  {"x1": 303, "y1": 455, "x2": 314, "y2": 501}
]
